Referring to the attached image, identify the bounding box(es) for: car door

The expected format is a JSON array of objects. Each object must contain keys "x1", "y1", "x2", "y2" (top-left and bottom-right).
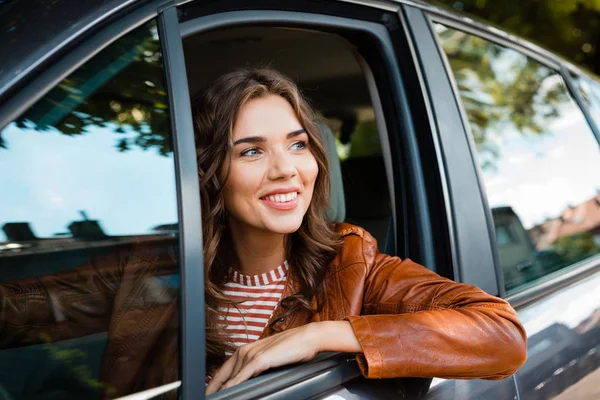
[
  {"x1": 404, "y1": 4, "x2": 600, "y2": 400},
  {"x1": 0, "y1": 2, "x2": 205, "y2": 400}
]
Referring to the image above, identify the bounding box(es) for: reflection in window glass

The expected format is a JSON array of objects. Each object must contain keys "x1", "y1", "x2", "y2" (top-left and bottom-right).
[
  {"x1": 435, "y1": 24, "x2": 600, "y2": 293},
  {"x1": 0, "y1": 20, "x2": 180, "y2": 399},
  {"x1": 495, "y1": 224, "x2": 515, "y2": 248}
]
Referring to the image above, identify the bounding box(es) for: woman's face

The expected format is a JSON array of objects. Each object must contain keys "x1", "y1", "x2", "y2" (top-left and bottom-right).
[{"x1": 223, "y1": 94, "x2": 319, "y2": 235}]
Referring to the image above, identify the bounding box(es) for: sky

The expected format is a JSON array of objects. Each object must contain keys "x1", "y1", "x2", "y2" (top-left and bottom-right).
[
  {"x1": 481, "y1": 97, "x2": 600, "y2": 230},
  {"x1": 0, "y1": 123, "x2": 178, "y2": 240},
  {"x1": 434, "y1": 23, "x2": 600, "y2": 229}
]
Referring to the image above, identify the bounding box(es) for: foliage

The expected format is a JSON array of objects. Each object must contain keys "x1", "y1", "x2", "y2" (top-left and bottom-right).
[
  {"x1": 553, "y1": 231, "x2": 599, "y2": 263},
  {"x1": 0, "y1": 20, "x2": 172, "y2": 156},
  {"x1": 348, "y1": 121, "x2": 382, "y2": 158},
  {"x1": 432, "y1": 0, "x2": 600, "y2": 78},
  {"x1": 436, "y1": 25, "x2": 570, "y2": 170}
]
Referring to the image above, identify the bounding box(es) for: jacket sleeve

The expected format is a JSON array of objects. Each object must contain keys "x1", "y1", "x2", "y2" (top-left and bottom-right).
[
  {"x1": 0, "y1": 247, "x2": 130, "y2": 348},
  {"x1": 345, "y1": 231, "x2": 527, "y2": 380}
]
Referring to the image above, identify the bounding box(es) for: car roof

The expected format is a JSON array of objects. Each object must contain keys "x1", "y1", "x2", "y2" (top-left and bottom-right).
[
  {"x1": 0, "y1": 0, "x2": 139, "y2": 101},
  {"x1": 0, "y1": 0, "x2": 586, "y2": 103}
]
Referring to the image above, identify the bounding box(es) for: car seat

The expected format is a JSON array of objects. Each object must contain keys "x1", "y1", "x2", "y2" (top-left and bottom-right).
[{"x1": 318, "y1": 122, "x2": 394, "y2": 254}]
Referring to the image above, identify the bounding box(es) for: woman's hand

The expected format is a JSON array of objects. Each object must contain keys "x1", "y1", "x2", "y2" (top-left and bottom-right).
[
  {"x1": 205, "y1": 323, "x2": 320, "y2": 395},
  {"x1": 205, "y1": 321, "x2": 362, "y2": 395}
]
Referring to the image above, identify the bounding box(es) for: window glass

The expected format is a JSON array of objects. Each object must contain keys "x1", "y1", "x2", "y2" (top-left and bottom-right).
[
  {"x1": 572, "y1": 73, "x2": 600, "y2": 128},
  {"x1": 0, "y1": 20, "x2": 180, "y2": 399},
  {"x1": 435, "y1": 24, "x2": 600, "y2": 294},
  {"x1": 495, "y1": 224, "x2": 516, "y2": 248}
]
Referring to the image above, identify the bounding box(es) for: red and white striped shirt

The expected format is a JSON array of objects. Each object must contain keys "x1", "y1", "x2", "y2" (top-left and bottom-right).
[{"x1": 218, "y1": 261, "x2": 288, "y2": 352}]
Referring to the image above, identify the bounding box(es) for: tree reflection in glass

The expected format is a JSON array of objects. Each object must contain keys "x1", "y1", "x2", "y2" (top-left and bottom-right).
[
  {"x1": 436, "y1": 24, "x2": 600, "y2": 293},
  {"x1": 0, "y1": 22, "x2": 171, "y2": 156}
]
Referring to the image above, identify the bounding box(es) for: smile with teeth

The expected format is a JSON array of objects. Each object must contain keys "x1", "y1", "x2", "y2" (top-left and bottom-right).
[{"x1": 262, "y1": 192, "x2": 298, "y2": 203}]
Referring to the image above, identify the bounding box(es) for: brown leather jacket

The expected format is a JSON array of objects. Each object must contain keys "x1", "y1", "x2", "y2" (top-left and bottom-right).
[{"x1": 0, "y1": 223, "x2": 527, "y2": 397}]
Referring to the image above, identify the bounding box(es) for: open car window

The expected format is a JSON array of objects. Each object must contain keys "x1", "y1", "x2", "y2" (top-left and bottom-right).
[{"x1": 183, "y1": 25, "x2": 394, "y2": 252}]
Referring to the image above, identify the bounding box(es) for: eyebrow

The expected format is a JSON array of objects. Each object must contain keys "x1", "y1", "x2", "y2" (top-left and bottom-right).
[{"x1": 232, "y1": 129, "x2": 306, "y2": 146}]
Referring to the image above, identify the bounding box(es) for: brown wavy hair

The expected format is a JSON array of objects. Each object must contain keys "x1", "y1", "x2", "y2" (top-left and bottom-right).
[{"x1": 192, "y1": 68, "x2": 341, "y2": 372}]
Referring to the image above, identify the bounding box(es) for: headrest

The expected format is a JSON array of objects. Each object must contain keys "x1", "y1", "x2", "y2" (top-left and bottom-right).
[{"x1": 318, "y1": 121, "x2": 346, "y2": 223}]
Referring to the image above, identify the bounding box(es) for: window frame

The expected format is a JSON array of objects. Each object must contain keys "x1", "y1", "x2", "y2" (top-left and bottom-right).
[
  {"x1": 159, "y1": 6, "x2": 205, "y2": 400},
  {"x1": 178, "y1": 4, "x2": 434, "y2": 399},
  {"x1": 418, "y1": 7, "x2": 600, "y2": 306},
  {"x1": 402, "y1": 5, "x2": 501, "y2": 296},
  {"x1": 0, "y1": 2, "x2": 205, "y2": 400},
  {"x1": 563, "y1": 67, "x2": 600, "y2": 144}
]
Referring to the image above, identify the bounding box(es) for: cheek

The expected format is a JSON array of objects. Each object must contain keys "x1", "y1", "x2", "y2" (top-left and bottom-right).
[
  {"x1": 302, "y1": 154, "x2": 319, "y2": 188},
  {"x1": 224, "y1": 164, "x2": 263, "y2": 204}
]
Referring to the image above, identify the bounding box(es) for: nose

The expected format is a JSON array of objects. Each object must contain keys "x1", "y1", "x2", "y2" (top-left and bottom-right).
[{"x1": 267, "y1": 151, "x2": 297, "y2": 181}]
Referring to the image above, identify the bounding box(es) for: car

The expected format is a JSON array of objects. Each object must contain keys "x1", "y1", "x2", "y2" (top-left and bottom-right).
[{"x1": 1, "y1": 0, "x2": 600, "y2": 399}]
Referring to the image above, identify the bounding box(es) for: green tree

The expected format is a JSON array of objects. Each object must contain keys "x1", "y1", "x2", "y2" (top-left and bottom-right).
[
  {"x1": 436, "y1": 25, "x2": 569, "y2": 170},
  {"x1": 553, "y1": 231, "x2": 599, "y2": 263},
  {"x1": 431, "y1": 0, "x2": 600, "y2": 77},
  {"x1": 1, "y1": 21, "x2": 172, "y2": 156}
]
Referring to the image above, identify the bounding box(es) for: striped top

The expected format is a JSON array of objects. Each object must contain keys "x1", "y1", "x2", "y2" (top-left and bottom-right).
[{"x1": 218, "y1": 261, "x2": 288, "y2": 352}]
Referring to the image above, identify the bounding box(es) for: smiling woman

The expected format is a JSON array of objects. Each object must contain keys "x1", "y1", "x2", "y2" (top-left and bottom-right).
[{"x1": 191, "y1": 68, "x2": 528, "y2": 395}]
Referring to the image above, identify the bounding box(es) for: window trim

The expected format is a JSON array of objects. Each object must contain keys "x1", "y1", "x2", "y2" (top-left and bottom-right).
[
  {"x1": 506, "y1": 256, "x2": 600, "y2": 308},
  {"x1": 354, "y1": 52, "x2": 399, "y2": 256},
  {"x1": 179, "y1": 7, "x2": 424, "y2": 398},
  {"x1": 424, "y1": 10, "x2": 600, "y2": 304},
  {"x1": 397, "y1": 5, "x2": 458, "y2": 280},
  {"x1": 158, "y1": 6, "x2": 205, "y2": 400},
  {"x1": 207, "y1": 353, "x2": 360, "y2": 400},
  {"x1": 562, "y1": 68, "x2": 600, "y2": 147},
  {"x1": 402, "y1": 5, "x2": 501, "y2": 296},
  {"x1": 412, "y1": 4, "x2": 562, "y2": 72}
]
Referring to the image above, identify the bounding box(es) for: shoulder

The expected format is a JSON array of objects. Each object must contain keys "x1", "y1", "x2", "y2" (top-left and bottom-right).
[{"x1": 332, "y1": 222, "x2": 379, "y2": 269}]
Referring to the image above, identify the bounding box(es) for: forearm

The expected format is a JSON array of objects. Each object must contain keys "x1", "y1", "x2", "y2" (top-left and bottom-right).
[
  {"x1": 346, "y1": 306, "x2": 526, "y2": 380},
  {"x1": 311, "y1": 321, "x2": 363, "y2": 354}
]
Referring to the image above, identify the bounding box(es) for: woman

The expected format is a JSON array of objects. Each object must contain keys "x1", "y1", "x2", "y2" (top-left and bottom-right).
[{"x1": 195, "y1": 68, "x2": 527, "y2": 395}]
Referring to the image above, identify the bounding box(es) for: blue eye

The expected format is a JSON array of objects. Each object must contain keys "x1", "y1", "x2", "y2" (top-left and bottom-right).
[
  {"x1": 241, "y1": 148, "x2": 261, "y2": 157},
  {"x1": 291, "y1": 141, "x2": 308, "y2": 151}
]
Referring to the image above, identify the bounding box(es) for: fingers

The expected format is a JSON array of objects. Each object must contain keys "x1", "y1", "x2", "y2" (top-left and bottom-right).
[
  {"x1": 205, "y1": 344, "x2": 259, "y2": 395},
  {"x1": 221, "y1": 355, "x2": 268, "y2": 391},
  {"x1": 206, "y1": 328, "x2": 312, "y2": 394},
  {"x1": 231, "y1": 344, "x2": 252, "y2": 379},
  {"x1": 205, "y1": 352, "x2": 237, "y2": 395}
]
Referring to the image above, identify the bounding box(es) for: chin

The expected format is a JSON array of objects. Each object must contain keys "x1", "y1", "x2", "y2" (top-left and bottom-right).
[{"x1": 263, "y1": 216, "x2": 304, "y2": 234}]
